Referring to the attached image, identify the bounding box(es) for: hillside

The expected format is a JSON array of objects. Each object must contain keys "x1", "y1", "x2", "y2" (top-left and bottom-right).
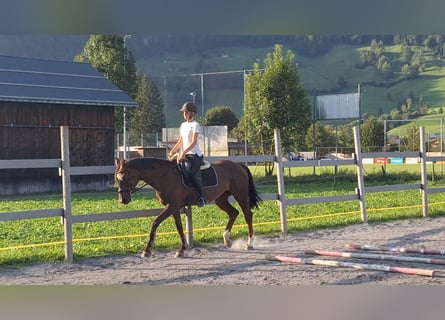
[
  {"x1": 136, "y1": 42, "x2": 445, "y2": 126},
  {"x1": 0, "y1": 35, "x2": 444, "y2": 127},
  {"x1": 387, "y1": 112, "x2": 445, "y2": 137}
]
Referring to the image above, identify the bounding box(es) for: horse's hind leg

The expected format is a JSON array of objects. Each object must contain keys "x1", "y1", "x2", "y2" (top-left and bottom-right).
[
  {"x1": 214, "y1": 193, "x2": 239, "y2": 248},
  {"x1": 239, "y1": 203, "x2": 254, "y2": 250}
]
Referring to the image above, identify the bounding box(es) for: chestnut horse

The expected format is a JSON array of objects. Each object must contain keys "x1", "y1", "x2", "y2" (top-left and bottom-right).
[{"x1": 115, "y1": 157, "x2": 261, "y2": 257}]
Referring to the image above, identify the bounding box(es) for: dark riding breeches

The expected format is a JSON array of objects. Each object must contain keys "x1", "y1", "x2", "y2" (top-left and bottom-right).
[{"x1": 185, "y1": 154, "x2": 206, "y2": 200}]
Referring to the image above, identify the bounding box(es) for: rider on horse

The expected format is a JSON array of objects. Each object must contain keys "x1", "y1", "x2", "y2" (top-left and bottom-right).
[{"x1": 168, "y1": 102, "x2": 208, "y2": 207}]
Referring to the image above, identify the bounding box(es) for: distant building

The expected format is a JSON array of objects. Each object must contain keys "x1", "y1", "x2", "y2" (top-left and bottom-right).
[{"x1": 0, "y1": 55, "x2": 138, "y2": 195}]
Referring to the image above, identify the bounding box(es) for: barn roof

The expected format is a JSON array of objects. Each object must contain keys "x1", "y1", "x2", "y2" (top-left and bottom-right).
[{"x1": 0, "y1": 55, "x2": 138, "y2": 107}]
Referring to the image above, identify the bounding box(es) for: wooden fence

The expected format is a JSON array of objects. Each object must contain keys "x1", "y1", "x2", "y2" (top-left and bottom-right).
[{"x1": 1, "y1": 126, "x2": 444, "y2": 262}]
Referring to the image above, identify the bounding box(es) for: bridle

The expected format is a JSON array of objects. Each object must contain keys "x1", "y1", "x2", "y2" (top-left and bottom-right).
[
  {"x1": 116, "y1": 168, "x2": 148, "y2": 195},
  {"x1": 122, "y1": 183, "x2": 148, "y2": 194}
]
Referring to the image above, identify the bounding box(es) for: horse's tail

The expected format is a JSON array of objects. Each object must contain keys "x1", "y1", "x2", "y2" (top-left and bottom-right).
[{"x1": 240, "y1": 163, "x2": 261, "y2": 209}]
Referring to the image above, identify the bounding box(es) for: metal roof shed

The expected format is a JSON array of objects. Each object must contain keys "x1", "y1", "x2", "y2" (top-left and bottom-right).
[
  {"x1": 0, "y1": 54, "x2": 138, "y2": 107},
  {"x1": 0, "y1": 55, "x2": 138, "y2": 195}
]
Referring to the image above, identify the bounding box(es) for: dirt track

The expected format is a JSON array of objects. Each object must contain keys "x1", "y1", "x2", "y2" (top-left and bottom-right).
[{"x1": 2, "y1": 216, "x2": 445, "y2": 285}]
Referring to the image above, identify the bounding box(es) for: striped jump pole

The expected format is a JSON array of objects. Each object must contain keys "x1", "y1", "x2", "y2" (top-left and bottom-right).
[
  {"x1": 345, "y1": 243, "x2": 445, "y2": 255},
  {"x1": 265, "y1": 255, "x2": 443, "y2": 277},
  {"x1": 304, "y1": 249, "x2": 445, "y2": 266}
]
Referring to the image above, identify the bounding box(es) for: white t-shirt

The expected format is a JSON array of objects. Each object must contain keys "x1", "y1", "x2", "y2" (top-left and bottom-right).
[{"x1": 180, "y1": 120, "x2": 202, "y2": 156}]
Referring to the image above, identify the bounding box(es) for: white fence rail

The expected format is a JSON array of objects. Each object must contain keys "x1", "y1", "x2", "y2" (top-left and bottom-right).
[{"x1": 0, "y1": 126, "x2": 442, "y2": 262}]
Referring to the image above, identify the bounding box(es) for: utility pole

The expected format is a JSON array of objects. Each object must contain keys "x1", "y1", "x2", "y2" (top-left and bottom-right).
[{"x1": 123, "y1": 34, "x2": 131, "y2": 159}]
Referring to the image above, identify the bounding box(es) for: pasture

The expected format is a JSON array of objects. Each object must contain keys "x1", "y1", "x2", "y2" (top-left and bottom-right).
[
  {"x1": 2, "y1": 163, "x2": 445, "y2": 267},
  {"x1": 387, "y1": 113, "x2": 445, "y2": 137}
]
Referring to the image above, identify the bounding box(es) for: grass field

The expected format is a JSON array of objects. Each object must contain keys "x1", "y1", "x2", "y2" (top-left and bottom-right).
[
  {"x1": 387, "y1": 112, "x2": 445, "y2": 137},
  {"x1": 2, "y1": 163, "x2": 445, "y2": 266}
]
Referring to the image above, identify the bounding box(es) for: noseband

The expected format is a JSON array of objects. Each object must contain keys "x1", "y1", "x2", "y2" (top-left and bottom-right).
[
  {"x1": 116, "y1": 168, "x2": 134, "y2": 194},
  {"x1": 118, "y1": 184, "x2": 147, "y2": 194},
  {"x1": 117, "y1": 187, "x2": 133, "y2": 194},
  {"x1": 117, "y1": 169, "x2": 148, "y2": 195}
]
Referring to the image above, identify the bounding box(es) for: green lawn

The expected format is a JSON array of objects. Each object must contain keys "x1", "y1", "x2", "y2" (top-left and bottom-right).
[
  {"x1": 2, "y1": 163, "x2": 445, "y2": 266},
  {"x1": 387, "y1": 113, "x2": 445, "y2": 137}
]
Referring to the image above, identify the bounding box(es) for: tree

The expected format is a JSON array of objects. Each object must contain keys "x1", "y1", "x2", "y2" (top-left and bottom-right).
[
  {"x1": 75, "y1": 35, "x2": 138, "y2": 132},
  {"x1": 418, "y1": 94, "x2": 428, "y2": 114},
  {"x1": 424, "y1": 35, "x2": 438, "y2": 50},
  {"x1": 244, "y1": 44, "x2": 311, "y2": 154},
  {"x1": 400, "y1": 103, "x2": 410, "y2": 120},
  {"x1": 204, "y1": 105, "x2": 239, "y2": 133},
  {"x1": 400, "y1": 44, "x2": 413, "y2": 63},
  {"x1": 304, "y1": 123, "x2": 336, "y2": 152},
  {"x1": 130, "y1": 75, "x2": 165, "y2": 140},
  {"x1": 411, "y1": 49, "x2": 425, "y2": 72},
  {"x1": 358, "y1": 49, "x2": 376, "y2": 67},
  {"x1": 401, "y1": 63, "x2": 419, "y2": 79},
  {"x1": 400, "y1": 123, "x2": 420, "y2": 151},
  {"x1": 358, "y1": 38, "x2": 386, "y2": 70},
  {"x1": 394, "y1": 35, "x2": 408, "y2": 45},
  {"x1": 377, "y1": 55, "x2": 392, "y2": 77},
  {"x1": 241, "y1": 63, "x2": 268, "y2": 154},
  {"x1": 337, "y1": 124, "x2": 355, "y2": 148},
  {"x1": 390, "y1": 108, "x2": 401, "y2": 120},
  {"x1": 241, "y1": 44, "x2": 311, "y2": 175},
  {"x1": 361, "y1": 116, "x2": 384, "y2": 152}
]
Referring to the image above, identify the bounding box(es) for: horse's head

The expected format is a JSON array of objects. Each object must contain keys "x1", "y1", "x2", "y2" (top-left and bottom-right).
[{"x1": 115, "y1": 158, "x2": 136, "y2": 204}]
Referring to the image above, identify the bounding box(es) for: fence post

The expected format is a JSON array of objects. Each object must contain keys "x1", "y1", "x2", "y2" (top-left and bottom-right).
[
  {"x1": 60, "y1": 126, "x2": 73, "y2": 262},
  {"x1": 274, "y1": 128, "x2": 288, "y2": 235},
  {"x1": 353, "y1": 126, "x2": 368, "y2": 223},
  {"x1": 419, "y1": 126, "x2": 429, "y2": 217},
  {"x1": 184, "y1": 206, "x2": 193, "y2": 248}
]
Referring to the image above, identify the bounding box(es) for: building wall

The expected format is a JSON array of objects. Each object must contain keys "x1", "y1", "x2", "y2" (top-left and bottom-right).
[{"x1": 0, "y1": 102, "x2": 116, "y2": 195}]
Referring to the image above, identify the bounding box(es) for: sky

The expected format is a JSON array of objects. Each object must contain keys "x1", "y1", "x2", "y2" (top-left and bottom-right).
[{"x1": 2, "y1": 0, "x2": 445, "y2": 35}]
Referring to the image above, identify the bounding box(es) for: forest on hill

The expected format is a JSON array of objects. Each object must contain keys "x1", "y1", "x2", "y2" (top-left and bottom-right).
[
  {"x1": 1, "y1": 34, "x2": 444, "y2": 126},
  {"x1": 0, "y1": 35, "x2": 398, "y2": 61}
]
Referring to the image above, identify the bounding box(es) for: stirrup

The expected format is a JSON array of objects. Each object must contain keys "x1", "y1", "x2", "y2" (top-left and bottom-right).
[{"x1": 198, "y1": 197, "x2": 207, "y2": 207}]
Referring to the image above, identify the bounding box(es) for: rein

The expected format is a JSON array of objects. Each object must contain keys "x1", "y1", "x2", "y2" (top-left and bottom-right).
[
  {"x1": 117, "y1": 158, "x2": 177, "y2": 195},
  {"x1": 118, "y1": 183, "x2": 148, "y2": 194},
  {"x1": 131, "y1": 183, "x2": 148, "y2": 194}
]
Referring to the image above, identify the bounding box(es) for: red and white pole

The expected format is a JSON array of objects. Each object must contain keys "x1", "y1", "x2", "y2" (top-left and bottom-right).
[
  {"x1": 265, "y1": 254, "x2": 441, "y2": 277},
  {"x1": 305, "y1": 249, "x2": 445, "y2": 266},
  {"x1": 345, "y1": 243, "x2": 445, "y2": 255}
]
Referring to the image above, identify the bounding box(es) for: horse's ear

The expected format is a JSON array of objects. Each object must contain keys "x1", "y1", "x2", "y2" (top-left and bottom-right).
[{"x1": 115, "y1": 158, "x2": 121, "y2": 167}]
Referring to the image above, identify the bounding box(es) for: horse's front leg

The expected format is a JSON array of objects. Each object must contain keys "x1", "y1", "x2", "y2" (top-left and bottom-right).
[
  {"x1": 141, "y1": 206, "x2": 174, "y2": 258},
  {"x1": 214, "y1": 196, "x2": 239, "y2": 249},
  {"x1": 172, "y1": 210, "x2": 187, "y2": 258}
]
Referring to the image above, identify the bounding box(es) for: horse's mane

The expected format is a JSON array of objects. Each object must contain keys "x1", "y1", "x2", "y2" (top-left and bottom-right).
[{"x1": 128, "y1": 157, "x2": 173, "y2": 170}]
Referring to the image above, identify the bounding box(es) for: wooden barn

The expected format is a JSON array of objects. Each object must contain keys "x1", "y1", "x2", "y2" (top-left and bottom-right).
[{"x1": 0, "y1": 55, "x2": 138, "y2": 195}]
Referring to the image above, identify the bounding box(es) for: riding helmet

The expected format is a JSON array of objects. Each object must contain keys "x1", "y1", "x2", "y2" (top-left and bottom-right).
[{"x1": 179, "y1": 102, "x2": 198, "y2": 113}]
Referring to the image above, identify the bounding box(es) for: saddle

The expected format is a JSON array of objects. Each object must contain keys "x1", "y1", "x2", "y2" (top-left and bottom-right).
[{"x1": 177, "y1": 158, "x2": 218, "y2": 188}]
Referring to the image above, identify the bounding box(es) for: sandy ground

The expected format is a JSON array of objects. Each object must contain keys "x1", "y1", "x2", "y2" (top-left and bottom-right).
[{"x1": 2, "y1": 216, "x2": 445, "y2": 285}]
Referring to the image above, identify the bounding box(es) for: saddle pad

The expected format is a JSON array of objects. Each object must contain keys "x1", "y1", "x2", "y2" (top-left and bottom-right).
[{"x1": 181, "y1": 165, "x2": 218, "y2": 188}]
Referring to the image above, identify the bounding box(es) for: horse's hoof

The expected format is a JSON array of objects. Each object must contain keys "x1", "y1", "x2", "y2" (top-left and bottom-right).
[
  {"x1": 224, "y1": 239, "x2": 232, "y2": 248},
  {"x1": 141, "y1": 250, "x2": 151, "y2": 258},
  {"x1": 223, "y1": 230, "x2": 232, "y2": 248},
  {"x1": 175, "y1": 251, "x2": 185, "y2": 258},
  {"x1": 245, "y1": 245, "x2": 254, "y2": 250}
]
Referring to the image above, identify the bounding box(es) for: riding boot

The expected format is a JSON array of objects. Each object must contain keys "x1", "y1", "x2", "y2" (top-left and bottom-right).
[{"x1": 190, "y1": 171, "x2": 208, "y2": 207}]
